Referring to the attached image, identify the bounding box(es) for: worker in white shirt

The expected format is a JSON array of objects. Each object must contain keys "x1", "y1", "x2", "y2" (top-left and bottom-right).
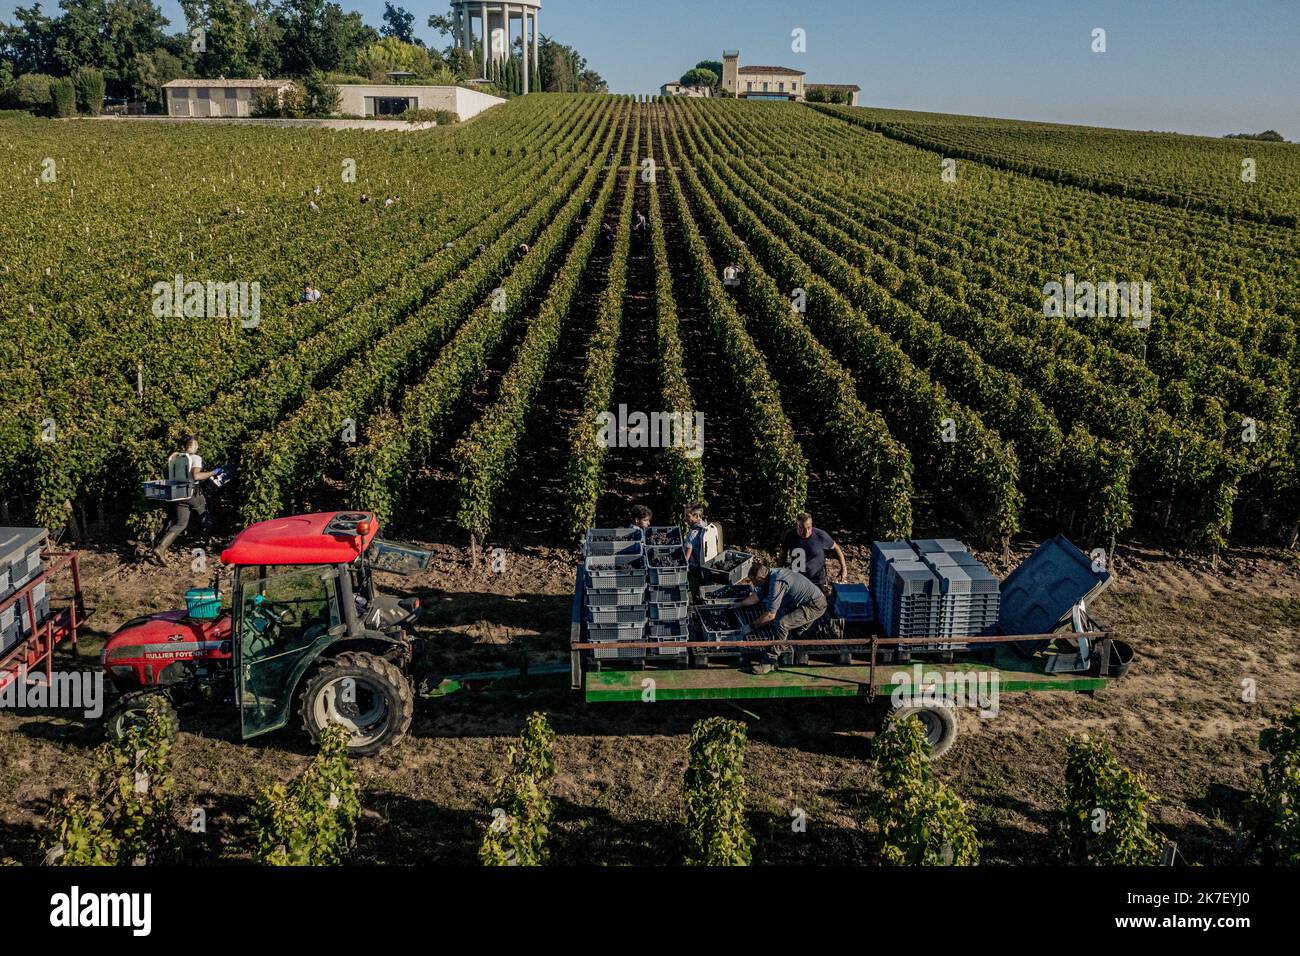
[
  {"x1": 151, "y1": 435, "x2": 216, "y2": 565},
  {"x1": 683, "y1": 503, "x2": 721, "y2": 591}
]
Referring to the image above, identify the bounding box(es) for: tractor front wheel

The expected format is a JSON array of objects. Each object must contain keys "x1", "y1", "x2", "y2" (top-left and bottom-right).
[{"x1": 299, "y1": 652, "x2": 414, "y2": 757}]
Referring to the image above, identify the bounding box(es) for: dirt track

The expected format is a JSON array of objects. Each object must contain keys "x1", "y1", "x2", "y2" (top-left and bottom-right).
[{"x1": 1, "y1": 533, "x2": 1296, "y2": 865}]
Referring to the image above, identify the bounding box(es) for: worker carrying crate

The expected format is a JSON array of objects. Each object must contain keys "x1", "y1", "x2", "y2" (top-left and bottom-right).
[{"x1": 141, "y1": 435, "x2": 228, "y2": 566}]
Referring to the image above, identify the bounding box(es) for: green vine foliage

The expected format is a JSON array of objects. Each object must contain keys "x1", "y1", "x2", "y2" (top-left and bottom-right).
[
  {"x1": 1061, "y1": 735, "x2": 1161, "y2": 865},
  {"x1": 253, "y1": 725, "x2": 361, "y2": 866},
  {"x1": 683, "y1": 717, "x2": 754, "y2": 866},
  {"x1": 481, "y1": 711, "x2": 557, "y2": 866},
  {"x1": 646, "y1": 140, "x2": 707, "y2": 519},
  {"x1": 44, "y1": 697, "x2": 182, "y2": 865},
  {"x1": 1247, "y1": 706, "x2": 1300, "y2": 864},
  {"x1": 866, "y1": 716, "x2": 980, "y2": 865}
]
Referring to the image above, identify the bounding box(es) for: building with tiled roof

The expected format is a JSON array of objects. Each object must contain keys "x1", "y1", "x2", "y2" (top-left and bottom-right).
[
  {"x1": 722, "y1": 51, "x2": 806, "y2": 100},
  {"x1": 718, "y1": 51, "x2": 860, "y2": 104}
]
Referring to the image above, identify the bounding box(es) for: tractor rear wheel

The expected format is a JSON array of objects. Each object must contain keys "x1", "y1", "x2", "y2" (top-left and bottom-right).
[
  {"x1": 298, "y1": 652, "x2": 413, "y2": 757},
  {"x1": 104, "y1": 692, "x2": 178, "y2": 743}
]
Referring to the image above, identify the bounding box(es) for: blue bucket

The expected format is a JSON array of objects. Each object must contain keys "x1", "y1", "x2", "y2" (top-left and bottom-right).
[{"x1": 184, "y1": 588, "x2": 222, "y2": 620}]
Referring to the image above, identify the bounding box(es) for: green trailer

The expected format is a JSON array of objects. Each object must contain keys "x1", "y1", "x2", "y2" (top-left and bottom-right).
[{"x1": 426, "y1": 537, "x2": 1131, "y2": 757}]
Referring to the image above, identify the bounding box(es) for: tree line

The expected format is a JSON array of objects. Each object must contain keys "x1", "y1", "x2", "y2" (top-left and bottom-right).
[{"x1": 0, "y1": 0, "x2": 605, "y2": 112}]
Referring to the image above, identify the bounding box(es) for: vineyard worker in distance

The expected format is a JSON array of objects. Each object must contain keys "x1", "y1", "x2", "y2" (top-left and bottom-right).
[
  {"x1": 299, "y1": 284, "x2": 322, "y2": 305},
  {"x1": 150, "y1": 435, "x2": 217, "y2": 566},
  {"x1": 740, "y1": 562, "x2": 827, "y2": 640},
  {"x1": 780, "y1": 512, "x2": 846, "y2": 592}
]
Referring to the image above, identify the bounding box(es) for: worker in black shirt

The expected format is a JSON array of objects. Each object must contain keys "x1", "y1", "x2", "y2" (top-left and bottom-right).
[{"x1": 779, "y1": 512, "x2": 846, "y2": 591}]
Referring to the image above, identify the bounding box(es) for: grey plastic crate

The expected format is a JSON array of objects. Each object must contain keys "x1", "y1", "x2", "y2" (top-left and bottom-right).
[
  {"x1": 911, "y1": 538, "x2": 968, "y2": 554},
  {"x1": 584, "y1": 527, "x2": 644, "y2": 556},
  {"x1": 648, "y1": 601, "x2": 688, "y2": 622},
  {"x1": 585, "y1": 586, "x2": 647, "y2": 607},
  {"x1": 9, "y1": 584, "x2": 50, "y2": 639},
  {"x1": 0, "y1": 613, "x2": 20, "y2": 657},
  {"x1": 870, "y1": 541, "x2": 917, "y2": 590},
  {"x1": 694, "y1": 606, "x2": 750, "y2": 641},
  {"x1": 698, "y1": 583, "x2": 757, "y2": 606},
  {"x1": 593, "y1": 644, "x2": 648, "y2": 660},
  {"x1": 584, "y1": 551, "x2": 647, "y2": 589},
  {"x1": 587, "y1": 620, "x2": 646, "y2": 643},
  {"x1": 704, "y1": 550, "x2": 754, "y2": 584},
  {"x1": 584, "y1": 539, "x2": 644, "y2": 559},
  {"x1": 142, "y1": 479, "x2": 194, "y2": 502},
  {"x1": 646, "y1": 545, "x2": 688, "y2": 587},
  {"x1": 644, "y1": 526, "x2": 684, "y2": 548},
  {"x1": 649, "y1": 620, "x2": 689, "y2": 641},
  {"x1": 585, "y1": 605, "x2": 648, "y2": 626},
  {"x1": 0, "y1": 527, "x2": 45, "y2": 603},
  {"x1": 648, "y1": 585, "x2": 689, "y2": 605}
]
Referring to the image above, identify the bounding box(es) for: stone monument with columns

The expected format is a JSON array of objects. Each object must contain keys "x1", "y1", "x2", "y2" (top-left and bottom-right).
[{"x1": 449, "y1": 0, "x2": 542, "y2": 93}]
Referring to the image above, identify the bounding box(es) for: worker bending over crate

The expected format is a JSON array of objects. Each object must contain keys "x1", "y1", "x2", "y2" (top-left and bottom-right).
[{"x1": 739, "y1": 562, "x2": 827, "y2": 640}]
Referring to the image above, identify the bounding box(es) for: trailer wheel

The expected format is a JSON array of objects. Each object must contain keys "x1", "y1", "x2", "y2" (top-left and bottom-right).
[
  {"x1": 299, "y1": 652, "x2": 413, "y2": 757},
  {"x1": 887, "y1": 699, "x2": 959, "y2": 758},
  {"x1": 104, "y1": 692, "x2": 178, "y2": 743}
]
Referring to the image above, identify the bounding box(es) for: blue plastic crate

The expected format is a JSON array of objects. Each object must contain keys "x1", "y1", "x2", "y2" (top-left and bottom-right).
[{"x1": 831, "y1": 583, "x2": 874, "y2": 621}]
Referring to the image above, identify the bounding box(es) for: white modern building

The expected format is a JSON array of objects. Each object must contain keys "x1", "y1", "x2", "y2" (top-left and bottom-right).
[
  {"x1": 449, "y1": 0, "x2": 541, "y2": 93},
  {"x1": 162, "y1": 78, "x2": 296, "y2": 117},
  {"x1": 336, "y1": 84, "x2": 505, "y2": 119}
]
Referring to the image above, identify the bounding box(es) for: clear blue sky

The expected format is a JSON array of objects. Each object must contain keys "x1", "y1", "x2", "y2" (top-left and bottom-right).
[{"x1": 5, "y1": 0, "x2": 1298, "y2": 138}]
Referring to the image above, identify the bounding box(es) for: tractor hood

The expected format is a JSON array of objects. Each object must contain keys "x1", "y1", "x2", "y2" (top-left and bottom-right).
[
  {"x1": 103, "y1": 608, "x2": 233, "y2": 691},
  {"x1": 106, "y1": 608, "x2": 232, "y2": 648}
]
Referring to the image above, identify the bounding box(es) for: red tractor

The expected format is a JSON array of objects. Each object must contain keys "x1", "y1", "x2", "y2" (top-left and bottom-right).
[{"x1": 102, "y1": 511, "x2": 428, "y2": 756}]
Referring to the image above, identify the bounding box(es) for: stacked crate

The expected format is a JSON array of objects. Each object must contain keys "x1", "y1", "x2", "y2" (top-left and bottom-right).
[
  {"x1": 644, "y1": 527, "x2": 689, "y2": 657},
  {"x1": 870, "y1": 539, "x2": 1000, "y2": 651},
  {"x1": 583, "y1": 527, "x2": 691, "y2": 661},
  {"x1": 1, "y1": 528, "x2": 49, "y2": 657},
  {"x1": 583, "y1": 529, "x2": 648, "y2": 661}
]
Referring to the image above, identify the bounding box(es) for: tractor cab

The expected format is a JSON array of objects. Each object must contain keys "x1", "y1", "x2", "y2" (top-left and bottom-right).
[{"x1": 105, "y1": 511, "x2": 430, "y2": 756}]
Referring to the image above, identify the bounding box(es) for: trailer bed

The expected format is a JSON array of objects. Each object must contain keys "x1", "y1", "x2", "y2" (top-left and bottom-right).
[{"x1": 582, "y1": 647, "x2": 1106, "y2": 702}]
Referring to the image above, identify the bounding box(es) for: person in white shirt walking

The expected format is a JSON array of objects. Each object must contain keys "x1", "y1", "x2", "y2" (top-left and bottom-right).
[{"x1": 150, "y1": 436, "x2": 217, "y2": 565}]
